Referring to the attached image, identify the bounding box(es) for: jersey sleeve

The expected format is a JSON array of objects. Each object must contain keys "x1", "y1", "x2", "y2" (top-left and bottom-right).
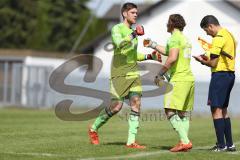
[
  {"x1": 111, "y1": 25, "x2": 131, "y2": 49},
  {"x1": 165, "y1": 36, "x2": 180, "y2": 56},
  {"x1": 209, "y1": 36, "x2": 225, "y2": 56},
  {"x1": 137, "y1": 52, "x2": 146, "y2": 61},
  {"x1": 168, "y1": 38, "x2": 181, "y2": 49}
]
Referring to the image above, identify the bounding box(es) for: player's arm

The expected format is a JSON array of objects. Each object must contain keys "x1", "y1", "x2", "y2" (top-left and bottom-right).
[
  {"x1": 158, "y1": 37, "x2": 180, "y2": 75},
  {"x1": 137, "y1": 53, "x2": 145, "y2": 61},
  {"x1": 155, "y1": 45, "x2": 166, "y2": 55},
  {"x1": 111, "y1": 26, "x2": 131, "y2": 49},
  {"x1": 111, "y1": 25, "x2": 144, "y2": 49},
  {"x1": 154, "y1": 48, "x2": 178, "y2": 85},
  {"x1": 160, "y1": 48, "x2": 179, "y2": 74},
  {"x1": 143, "y1": 38, "x2": 167, "y2": 56},
  {"x1": 137, "y1": 51, "x2": 162, "y2": 62}
]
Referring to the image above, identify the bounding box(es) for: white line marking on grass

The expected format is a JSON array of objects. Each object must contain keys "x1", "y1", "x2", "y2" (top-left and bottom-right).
[
  {"x1": 79, "y1": 141, "x2": 240, "y2": 160},
  {"x1": 2, "y1": 141, "x2": 240, "y2": 160},
  {"x1": 1, "y1": 151, "x2": 81, "y2": 158},
  {"x1": 78, "y1": 150, "x2": 170, "y2": 160}
]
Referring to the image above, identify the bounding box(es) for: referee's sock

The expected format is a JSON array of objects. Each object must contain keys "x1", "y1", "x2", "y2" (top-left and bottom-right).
[
  {"x1": 213, "y1": 118, "x2": 226, "y2": 148},
  {"x1": 224, "y1": 117, "x2": 233, "y2": 147}
]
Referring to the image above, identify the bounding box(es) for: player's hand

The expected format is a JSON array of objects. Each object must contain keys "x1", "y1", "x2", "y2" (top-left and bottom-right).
[
  {"x1": 192, "y1": 55, "x2": 204, "y2": 62},
  {"x1": 135, "y1": 25, "x2": 144, "y2": 36},
  {"x1": 152, "y1": 51, "x2": 162, "y2": 62},
  {"x1": 143, "y1": 38, "x2": 157, "y2": 49},
  {"x1": 146, "y1": 51, "x2": 162, "y2": 62},
  {"x1": 154, "y1": 75, "x2": 165, "y2": 86},
  {"x1": 130, "y1": 25, "x2": 144, "y2": 40}
]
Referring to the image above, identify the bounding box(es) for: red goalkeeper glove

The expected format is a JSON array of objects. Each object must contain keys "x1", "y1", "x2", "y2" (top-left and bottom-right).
[
  {"x1": 145, "y1": 51, "x2": 162, "y2": 62},
  {"x1": 135, "y1": 25, "x2": 144, "y2": 36},
  {"x1": 130, "y1": 25, "x2": 144, "y2": 39}
]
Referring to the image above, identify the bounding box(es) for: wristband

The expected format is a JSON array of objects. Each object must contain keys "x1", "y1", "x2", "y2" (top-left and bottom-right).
[
  {"x1": 159, "y1": 65, "x2": 168, "y2": 76},
  {"x1": 130, "y1": 32, "x2": 137, "y2": 40},
  {"x1": 159, "y1": 70, "x2": 165, "y2": 76},
  {"x1": 151, "y1": 41, "x2": 158, "y2": 49}
]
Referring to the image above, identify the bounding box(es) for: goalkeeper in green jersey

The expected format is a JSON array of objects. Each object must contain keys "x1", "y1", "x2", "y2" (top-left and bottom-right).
[
  {"x1": 88, "y1": 2, "x2": 161, "y2": 149},
  {"x1": 145, "y1": 14, "x2": 195, "y2": 152}
]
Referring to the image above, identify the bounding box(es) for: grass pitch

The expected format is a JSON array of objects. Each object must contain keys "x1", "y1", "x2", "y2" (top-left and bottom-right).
[{"x1": 0, "y1": 107, "x2": 240, "y2": 160}]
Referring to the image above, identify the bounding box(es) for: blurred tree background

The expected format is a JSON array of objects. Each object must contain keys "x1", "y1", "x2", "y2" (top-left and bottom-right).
[{"x1": 0, "y1": 0, "x2": 107, "y2": 53}]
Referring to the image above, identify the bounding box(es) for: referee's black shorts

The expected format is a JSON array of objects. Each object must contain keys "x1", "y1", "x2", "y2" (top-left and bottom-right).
[{"x1": 207, "y1": 71, "x2": 235, "y2": 108}]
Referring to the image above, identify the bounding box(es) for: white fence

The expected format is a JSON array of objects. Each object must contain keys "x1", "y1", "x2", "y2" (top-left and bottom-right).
[{"x1": 0, "y1": 57, "x2": 57, "y2": 107}]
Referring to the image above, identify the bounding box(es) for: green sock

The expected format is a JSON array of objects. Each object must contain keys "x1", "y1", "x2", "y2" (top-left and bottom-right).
[
  {"x1": 127, "y1": 115, "x2": 139, "y2": 145},
  {"x1": 91, "y1": 109, "x2": 111, "y2": 131},
  {"x1": 181, "y1": 116, "x2": 190, "y2": 136},
  {"x1": 169, "y1": 114, "x2": 189, "y2": 144}
]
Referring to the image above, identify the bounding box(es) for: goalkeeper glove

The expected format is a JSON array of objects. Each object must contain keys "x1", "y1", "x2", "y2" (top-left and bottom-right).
[
  {"x1": 145, "y1": 51, "x2": 162, "y2": 62},
  {"x1": 143, "y1": 38, "x2": 158, "y2": 49},
  {"x1": 130, "y1": 25, "x2": 144, "y2": 39}
]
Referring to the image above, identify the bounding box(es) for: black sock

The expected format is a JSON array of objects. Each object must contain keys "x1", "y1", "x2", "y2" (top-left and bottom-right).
[
  {"x1": 213, "y1": 118, "x2": 225, "y2": 148},
  {"x1": 224, "y1": 117, "x2": 233, "y2": 147}
]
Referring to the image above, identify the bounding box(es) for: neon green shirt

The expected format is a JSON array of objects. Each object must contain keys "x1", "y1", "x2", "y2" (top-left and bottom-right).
[
  {"x1": 165, "y1": 29, "x2": 194, "y2": 82},
  {"x1": 111, "y1": 23, "x2": 145, "y2": 78}
]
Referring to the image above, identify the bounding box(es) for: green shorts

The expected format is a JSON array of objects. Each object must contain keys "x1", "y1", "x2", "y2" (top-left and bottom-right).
[
  {"x1": 164, "y1": 81, "x2": 195, "y2": 111},
  {"x1": 110, "y1": 75, "x2": 142, "y2": 101}
]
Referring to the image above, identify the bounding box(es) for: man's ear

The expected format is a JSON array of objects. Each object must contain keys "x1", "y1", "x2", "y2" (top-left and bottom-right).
[{"x1": 123, "y1": 11, "x2": 127, "y2": 19}]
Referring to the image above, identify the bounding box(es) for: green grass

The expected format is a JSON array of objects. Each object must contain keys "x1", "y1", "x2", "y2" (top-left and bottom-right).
[{"x1": 0, "y1": 107, "x2": 240, "y2": 160}]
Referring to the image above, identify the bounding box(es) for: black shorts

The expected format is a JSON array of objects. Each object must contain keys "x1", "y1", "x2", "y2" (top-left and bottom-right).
[{"x1": 207, "y1": 71, "x2": 235, "y2": 108}]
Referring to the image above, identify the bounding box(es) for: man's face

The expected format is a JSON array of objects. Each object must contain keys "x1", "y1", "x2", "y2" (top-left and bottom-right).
[
  {"x1": 123, "y1": 8, "x2": 138, "y2": 24},
  {"x1": 203, "y1": 25, "x2": 216, "y2": 37}
]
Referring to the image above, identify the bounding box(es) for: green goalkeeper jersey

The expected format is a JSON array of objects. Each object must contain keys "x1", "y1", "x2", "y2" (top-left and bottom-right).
[
  {"x1": 111, "y1": 23, "x2": 145, "y2": 78},
  {"x1": 165, "y1": 29, "x2": 194, "y2": 82}
]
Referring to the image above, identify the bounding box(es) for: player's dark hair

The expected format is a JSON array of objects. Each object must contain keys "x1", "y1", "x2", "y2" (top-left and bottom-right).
[
  {"x1": 200, "y1": 15, "x2": 220, "y2": 28},
  {"x1": 121, "y1": 2, "x2": 137, "y2": 19},
  {"x1": 168, "y1": 14, "x2": 186, "y2": 31}
]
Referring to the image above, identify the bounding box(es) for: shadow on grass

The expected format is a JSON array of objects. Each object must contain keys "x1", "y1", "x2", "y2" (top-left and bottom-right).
[
  {"x1": 102, "y1": 142, "x2": 126, "y2": 146},
  {"x1": 151, "y1": 146, "x2": 172, "y2": 150},
  {"x1": 194, "y1": 148, "x2": 211, "y2": 151}
]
